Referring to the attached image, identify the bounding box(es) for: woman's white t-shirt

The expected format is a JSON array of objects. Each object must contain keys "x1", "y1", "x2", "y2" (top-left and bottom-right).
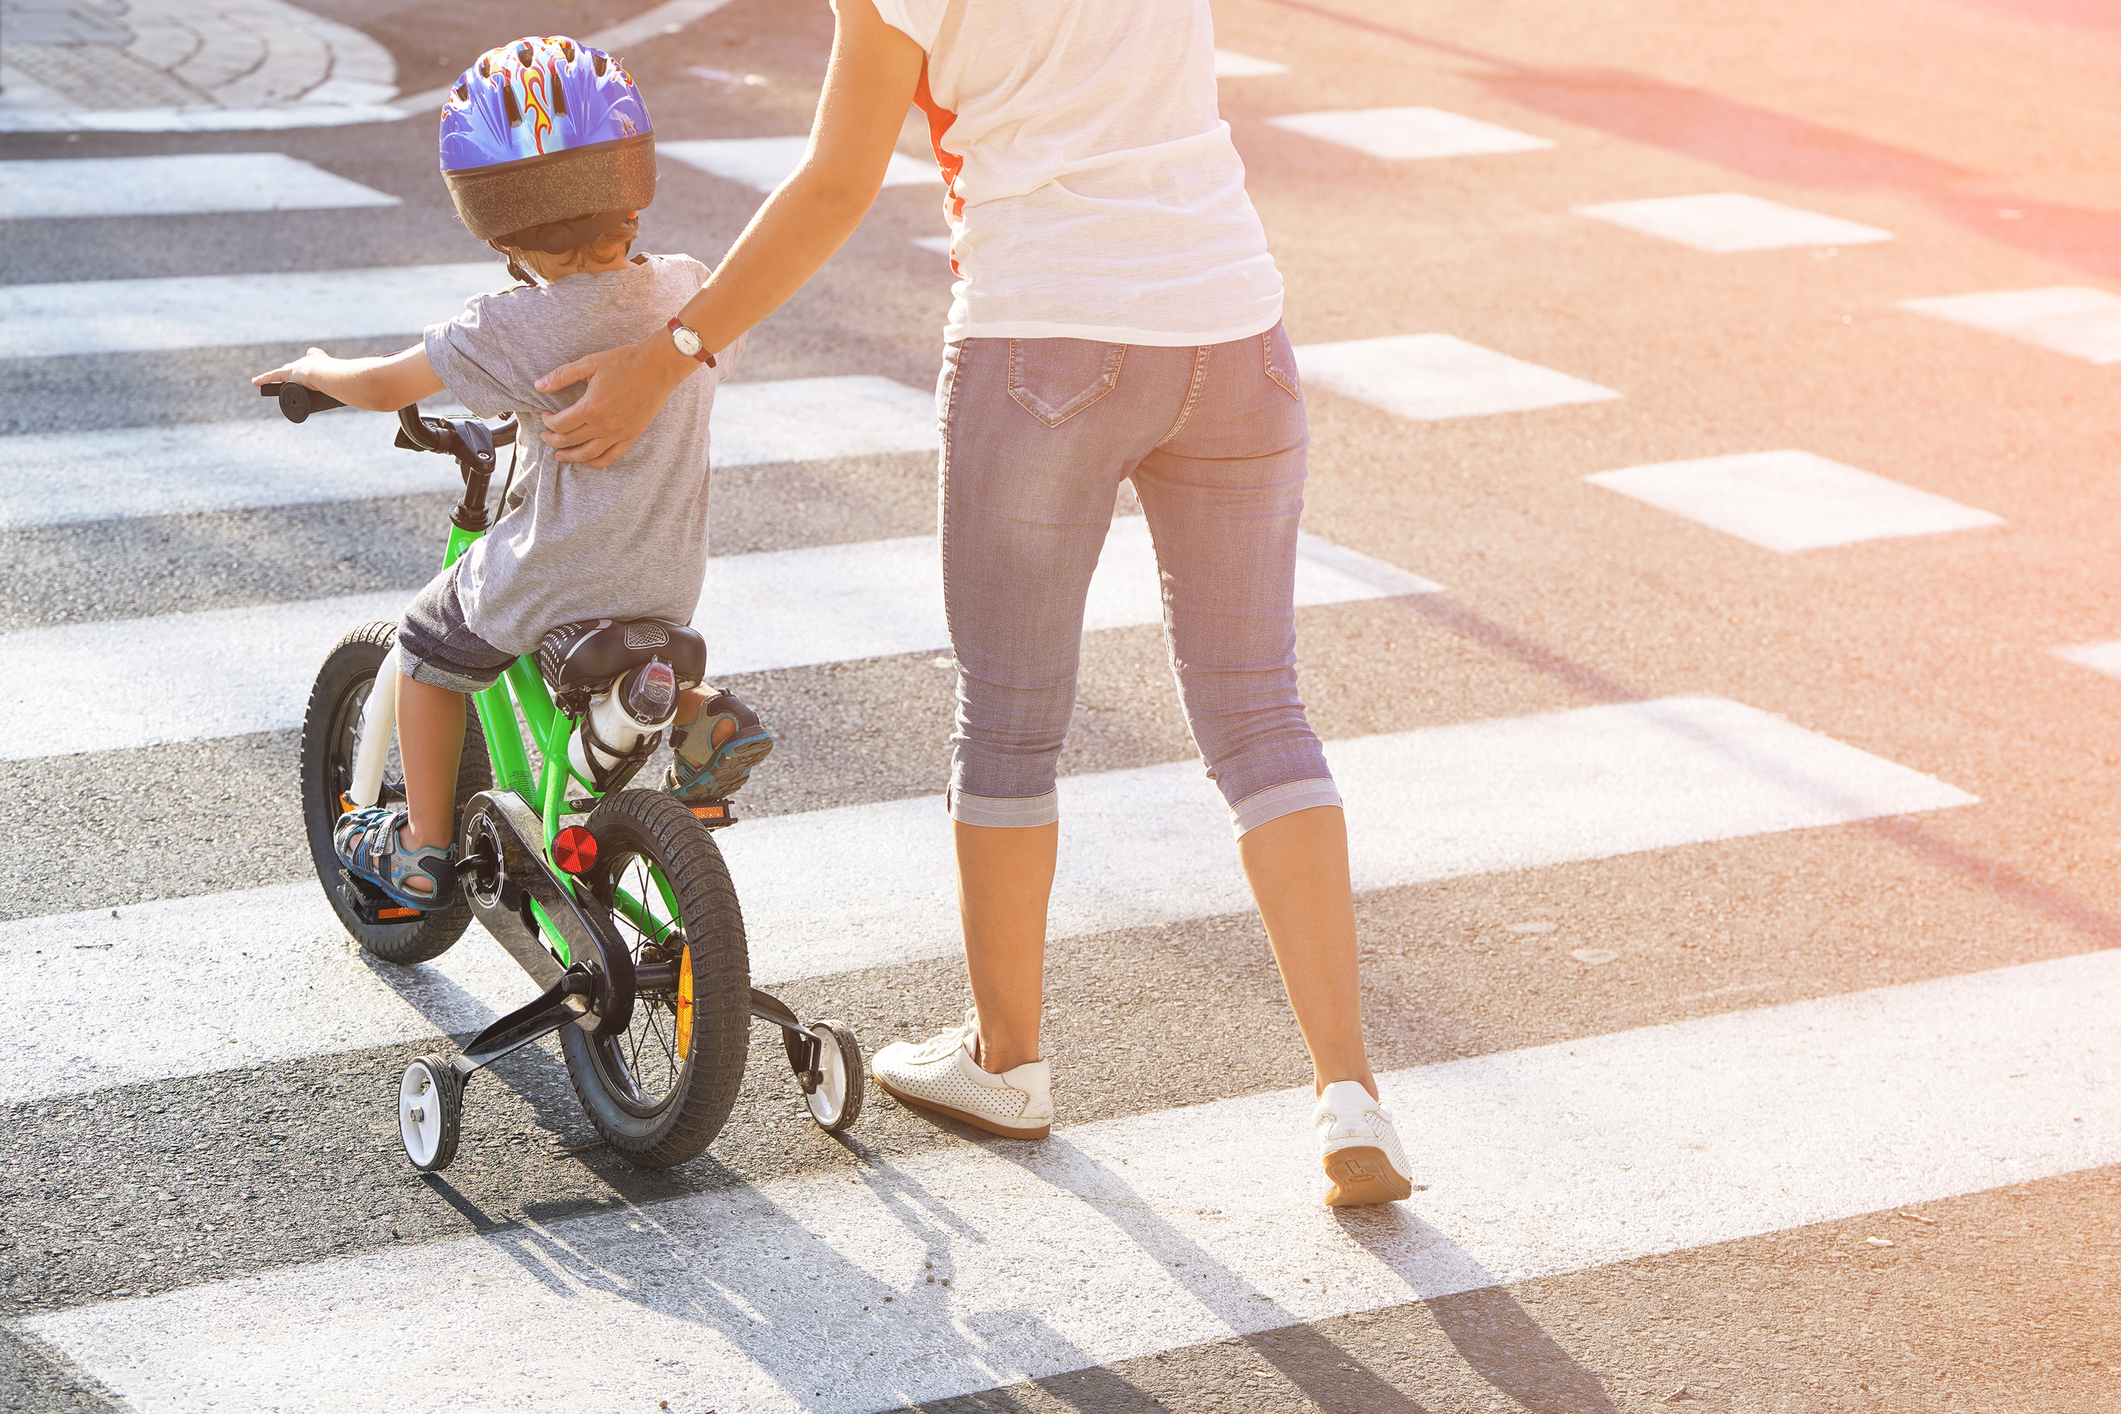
[{"x1": 868, "y1": 0, "x2": 1283, "y2": 346}]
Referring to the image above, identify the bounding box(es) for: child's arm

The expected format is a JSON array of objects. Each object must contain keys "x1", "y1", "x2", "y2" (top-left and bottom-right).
[{"x1": 252, "y1": 344, "x2": 446, "y2": 412}]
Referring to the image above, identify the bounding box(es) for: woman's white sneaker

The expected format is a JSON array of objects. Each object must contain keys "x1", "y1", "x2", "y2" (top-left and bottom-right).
[
  {"x1": 872, "y1": 1010, "x2": 1053, "y2": 1140},
  {"x1": 1315, "y1": 1079, "x2": 1413, "y2": 1207}
]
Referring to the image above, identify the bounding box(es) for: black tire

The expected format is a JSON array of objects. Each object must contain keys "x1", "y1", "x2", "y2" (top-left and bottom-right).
[
  {"x1": 299, "y1": 620, "x2": 491, "y2": 965},
  {"x1": 562, "y1": 788, "x2": 750, "y2": 1168},
  {"x1": 803, "y1": 1022, "x2": 865, "y2": 1134},
  {"x1": 399, "y1": 1054, "x2": 462, "y2": 1172}
]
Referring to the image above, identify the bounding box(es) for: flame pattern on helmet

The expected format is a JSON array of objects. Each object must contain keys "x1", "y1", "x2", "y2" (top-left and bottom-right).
[{"x1": 440, "y1": 35, "x2": 652, "y2": 173}]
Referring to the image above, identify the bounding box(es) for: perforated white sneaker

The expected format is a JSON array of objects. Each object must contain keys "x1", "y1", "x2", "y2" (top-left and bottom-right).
[
  {"x1": 872, "y1": 1010, "x2": 1053, "y2": 1140},
  {"x1": 1315, "y1": 1080, "x2": 1414, "y2": 1207}
]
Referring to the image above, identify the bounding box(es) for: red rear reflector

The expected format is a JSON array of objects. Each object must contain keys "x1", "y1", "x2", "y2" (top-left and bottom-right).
[{"x1": 553, "y1": 824, "x2": 599, "y2": 874}]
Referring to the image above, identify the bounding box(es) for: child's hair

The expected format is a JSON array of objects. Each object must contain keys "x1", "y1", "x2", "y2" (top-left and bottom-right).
[{"x1": 495, "y1": 214, "x2": 640, "y2": 286}]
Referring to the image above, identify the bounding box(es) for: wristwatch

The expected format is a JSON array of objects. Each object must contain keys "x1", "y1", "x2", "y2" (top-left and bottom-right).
[{"x1": 667, "y1": 318, "x2": 717, "y2": 368}]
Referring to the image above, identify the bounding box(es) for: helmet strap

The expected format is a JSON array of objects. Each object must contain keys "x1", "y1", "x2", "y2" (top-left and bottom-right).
[{"x1": 489, "y1": 241, "x2": 542, "y2": 288}]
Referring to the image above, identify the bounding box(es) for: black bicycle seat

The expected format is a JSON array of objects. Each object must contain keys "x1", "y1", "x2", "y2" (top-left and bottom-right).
[{"x1": 535, "y1": 619, "x2": 707, "y2": 694}]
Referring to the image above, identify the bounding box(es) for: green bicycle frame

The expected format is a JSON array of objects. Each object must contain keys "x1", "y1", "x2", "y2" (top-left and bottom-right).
[{"x1": 440, "y1": 521, "x2": 656, "y2": 965}]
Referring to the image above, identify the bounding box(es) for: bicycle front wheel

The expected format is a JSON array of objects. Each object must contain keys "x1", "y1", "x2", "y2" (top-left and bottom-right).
[
  {"x1": 563, "y1": 788, "x2": 750, "y2": 1168},
  {"x1": 299, "y1": 620, "x2": 491, "y2": 964}
]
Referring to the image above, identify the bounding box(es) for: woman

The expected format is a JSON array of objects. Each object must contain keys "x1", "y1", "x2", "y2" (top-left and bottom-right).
[{"x1": 534, "y1": 0, "x2": 1412, "y2": 1206}]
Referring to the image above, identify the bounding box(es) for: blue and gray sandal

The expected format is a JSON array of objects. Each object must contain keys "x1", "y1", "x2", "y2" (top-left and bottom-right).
[
  {"x1": 664, "y1": 690, "x2": 775, "y2": 800},
  {"x1": 334, "y1": 805, "x2": 455, "y2": 911}
]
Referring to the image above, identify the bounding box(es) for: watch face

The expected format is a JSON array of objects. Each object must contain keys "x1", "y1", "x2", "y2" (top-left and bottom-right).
[{"x1": 672, "y1": 324, "x2": 703, "y2": 358}]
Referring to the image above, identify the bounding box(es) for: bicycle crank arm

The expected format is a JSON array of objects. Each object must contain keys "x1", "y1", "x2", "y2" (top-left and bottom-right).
[{"x1": 458, "y1": 790, "x2": 636, "y2": 1037}]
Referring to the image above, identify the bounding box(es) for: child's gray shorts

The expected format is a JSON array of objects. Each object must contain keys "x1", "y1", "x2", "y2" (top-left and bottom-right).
[{"x1": 397, "y1": 565, "x2": 516, "y2": 694}]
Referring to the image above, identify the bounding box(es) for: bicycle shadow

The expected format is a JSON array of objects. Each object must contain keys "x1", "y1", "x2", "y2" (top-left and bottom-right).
[{"x1": 422, "y1": 1131, "x2": 1167, "y2": 1413}]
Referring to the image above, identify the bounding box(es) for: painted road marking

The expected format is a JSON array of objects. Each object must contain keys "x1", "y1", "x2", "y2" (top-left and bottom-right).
[
  {"x1": 662, "y1": 137, "x2": 940, "y2": 193},
  {"x1": 0, "y1": 521, "x2": 1435, "y2": 760},
  {"x1": 0, "y1": 154, "x2": 401, "y2": 222},
  {"x1": 1297, "y1": 334, "x2": 1620, "y2": 421},
  {"x1": 1585, "y1": 450, "x2": 2004, "y2": 553},
  {"x1": 2053, "y1": 641, "x2": 2121, "y2": 679},
  {"x1": 722, "y1": 696, "x2": 1975, "y2": 982},
  {"x1": 0, "y1": 696, "x2": 1973, "y2": 1104},
  {"x1": 0, "y1": 264, "x2": 503, "y2": 359},
  {"x1": 1265, "y1": 106, "x2": 1553, "y2": 160},
  {"x1": 1576, "y1": 192, "x2": 1891, "y2": 252},
  {"x1": 0, "y1": 377, "x2": 934, "y2": 529},
  {"x1": 0, "y1": 886, "x2": 531, "y2": 1105},
  {"x1": 1214, "y1": 49, "x2": 1290, "y2": 77},
  {"x1": 32, "y1": 950, "x2": 2107, "y2": 1414},
  {"x1": 707, "y1": 374, "x2": 936, "y2": 466},
  {"x1": 1900, "y1": 286, "x2": 2121, "y2": 365}
]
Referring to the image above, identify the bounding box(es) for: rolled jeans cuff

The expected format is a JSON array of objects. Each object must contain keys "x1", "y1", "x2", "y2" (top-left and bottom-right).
[
  {"x1": 1229, "y1": 777, "x2": 1342, "y2": 838},
  {"x1": 948, "y1": 787, "x2": 1061, "y2": 828}
]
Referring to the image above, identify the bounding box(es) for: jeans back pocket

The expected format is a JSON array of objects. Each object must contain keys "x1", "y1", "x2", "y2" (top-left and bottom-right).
[{"x1": 1008, "y1": 339, "x2": 1127, "y2": 428}]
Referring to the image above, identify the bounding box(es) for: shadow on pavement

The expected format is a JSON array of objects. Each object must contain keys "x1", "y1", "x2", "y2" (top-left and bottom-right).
[{"x1": 1269, "y1": 0, "x2": 2121, "y2": 281}]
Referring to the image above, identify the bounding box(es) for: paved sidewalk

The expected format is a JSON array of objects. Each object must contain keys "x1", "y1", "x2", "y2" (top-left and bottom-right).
[
  {"x1": 0, "y1": 0, "x2": 399, "y2": 130},
  {"x1": 0, "y1": 0, "x2": 739, "y2": 131}
]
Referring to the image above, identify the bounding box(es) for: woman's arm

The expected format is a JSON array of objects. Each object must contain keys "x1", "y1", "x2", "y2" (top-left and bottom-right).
[
  {"x1": 251, "y1": 344, "x2": 445, "y2": 412},
  {"x1": 534, "y1": 0, "x2": 926, "y2": 467}
]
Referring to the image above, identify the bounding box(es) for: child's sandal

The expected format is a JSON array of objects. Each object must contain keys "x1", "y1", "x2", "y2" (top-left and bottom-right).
[
  {"x1": 664, "y1": 690, "x2": 775, "y2": 800},
  {"x1": 334, "y1": 805, "x2": 455, "y2": 911}
]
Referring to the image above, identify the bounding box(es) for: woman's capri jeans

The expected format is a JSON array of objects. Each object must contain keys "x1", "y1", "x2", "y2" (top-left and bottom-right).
[{"x1": 938, "y1": 322, "x2": 1342, "y2": 838}]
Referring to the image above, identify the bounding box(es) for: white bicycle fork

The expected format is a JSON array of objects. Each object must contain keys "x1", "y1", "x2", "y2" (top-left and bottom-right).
[{"x1": 348, "y1": 643, "x2": 400, "y2": 808}]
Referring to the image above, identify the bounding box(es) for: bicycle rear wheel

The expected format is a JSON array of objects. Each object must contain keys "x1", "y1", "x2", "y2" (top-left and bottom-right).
[
  {"x1": 300, "y1": 620, "x2": 491, "y2": 964},
  {"x1": 563, "y1": 788, "x2": 749, "y2": 1168}
]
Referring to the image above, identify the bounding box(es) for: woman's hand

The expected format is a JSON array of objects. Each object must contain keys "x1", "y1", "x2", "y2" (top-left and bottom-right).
[{"x1": 536, "y1": 335, "x2": 695, "y2": 467}]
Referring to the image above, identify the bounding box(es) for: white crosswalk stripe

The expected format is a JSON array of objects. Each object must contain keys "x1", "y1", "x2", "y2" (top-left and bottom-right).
[
  {"x1": 1575, "y1": 193, "x2": 1892, "y2": 253},
  {"x1": 2054, "y1": 641, "x2": 2121, "y2": 679},
  {"x1": 1297, "y1": 334, "x2": 1620, "y2": 421},
  {"x1": 0, "y1": 376, "x2": 936, "y2": 528},
  {"x1": 662, "y1": 137, "x2": 941, "y2": 193},
  {"x1": 1265, "y1": 107, "x2": 1555, "y2": 160},
  {"x1": 0, "y1": 154, "x2": 403, "y2": 221},
  {"x1": 28, "y1": 950, "x2": 2116, "y2": 1414},
  {"x1": 0, "y1": 264, "x2": 503, "y2": 359},
  {"x1": 1213, "y1": 49, "x2": 1290, "y2": 77},
  {"x1": 2, "y1": 695, "x2": 1973, "y2": 1105},
  {"x1": 1900, "y1": 286, "x2": 2121, "y2": 365},
  {"x1": 1585, "y1": 450, "x2": 2004, "y2": 552},
  {"x1": 0, "y1": 519, "x2": 1435, "y2": 760}
]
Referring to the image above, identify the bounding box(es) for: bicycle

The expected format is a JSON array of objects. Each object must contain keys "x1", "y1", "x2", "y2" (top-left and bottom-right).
[{"x1": 263, "y1": 380, "x2": 865, "y2": 1173}]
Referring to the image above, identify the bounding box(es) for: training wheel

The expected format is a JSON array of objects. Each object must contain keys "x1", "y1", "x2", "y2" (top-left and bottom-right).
[
  {"x1": 399, "y1": 1053, "x2": 463, "y2": 1172},
  {"x1": 802, "y1": 1022, "x2": 865, "y2": 1133}
]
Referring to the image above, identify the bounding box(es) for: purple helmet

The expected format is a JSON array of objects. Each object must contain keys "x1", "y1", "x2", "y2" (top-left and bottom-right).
[{"x1": 439, "y1": 36, "x2": 656, "y2": 254}]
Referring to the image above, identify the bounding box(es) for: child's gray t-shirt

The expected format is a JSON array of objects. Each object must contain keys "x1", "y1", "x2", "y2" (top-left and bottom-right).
[{"x1": 422, "y1": 253, "x2": 741, "y2": 656}]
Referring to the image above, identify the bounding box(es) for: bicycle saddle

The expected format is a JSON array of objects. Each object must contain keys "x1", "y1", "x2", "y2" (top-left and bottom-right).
[{"x1": 535, "y1": 618, "x2": 707, "y2": 694}]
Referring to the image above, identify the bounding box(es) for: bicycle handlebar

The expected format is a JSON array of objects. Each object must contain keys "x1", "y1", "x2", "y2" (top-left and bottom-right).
[
  {"x1": 259, "y1": 382, "x2": 344, "y2": 422},
  {"x1": 256, "y1": 382, "x2": 518, "y2": 449}
]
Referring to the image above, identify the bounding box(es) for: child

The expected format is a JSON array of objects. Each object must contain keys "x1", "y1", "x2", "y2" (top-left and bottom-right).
[{"x1": 254, "y1": 35, "x2": 770, "y2": 910}]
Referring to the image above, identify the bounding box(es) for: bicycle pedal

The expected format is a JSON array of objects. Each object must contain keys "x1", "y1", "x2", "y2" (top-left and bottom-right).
[
  {"x1": 338, "y1": 870, "x2": 425, "y2": 924},
  {"x1": 687, "y1": 798, "x2": 737, "y2": 828}
]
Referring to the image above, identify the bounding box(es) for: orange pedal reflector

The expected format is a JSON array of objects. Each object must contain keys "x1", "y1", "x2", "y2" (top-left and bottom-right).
[
  {"x1": 378, "y1": 907, "x2": 423, "y2": 920},
  {"x1": 552, "y1": 825, "x2": 599, "y2": 874},
  {"x1": 691, "y1": 803, "x2": 725, "y2": 820}
]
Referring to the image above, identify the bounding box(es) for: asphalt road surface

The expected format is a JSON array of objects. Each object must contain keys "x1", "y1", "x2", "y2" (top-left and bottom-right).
[{"x1": 3, "y1": 0, "x2": 2117, "y2": 1410}]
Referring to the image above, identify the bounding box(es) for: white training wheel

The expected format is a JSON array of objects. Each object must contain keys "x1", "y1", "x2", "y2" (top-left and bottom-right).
[
  {"x1": 399, "y1": 1053, "x2": 464, "y2": 1172},
  {"x1": 803, "y1": 1022, "x2": 865, "y2": 1133}
]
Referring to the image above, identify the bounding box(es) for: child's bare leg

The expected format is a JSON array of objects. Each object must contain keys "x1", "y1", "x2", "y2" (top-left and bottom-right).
[{"x1": 396, "y1": 671, "x2": 465, "y2": 865}]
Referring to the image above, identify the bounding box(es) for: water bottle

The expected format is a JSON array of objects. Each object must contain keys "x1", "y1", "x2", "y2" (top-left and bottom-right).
[{"x1": 569, "y1": 657, "x2": 679, "y2": 787}]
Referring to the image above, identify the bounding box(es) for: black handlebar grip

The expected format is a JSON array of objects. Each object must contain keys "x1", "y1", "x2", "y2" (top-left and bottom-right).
[{"x1": 260, "y1": 383, "x2": 346, "y2": 423}]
